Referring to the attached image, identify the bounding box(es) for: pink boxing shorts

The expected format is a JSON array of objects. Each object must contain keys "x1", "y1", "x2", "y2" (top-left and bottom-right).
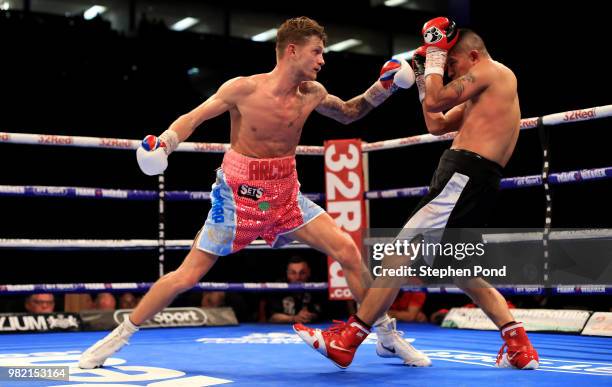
[{"x1": 195, "y1": 149, "x2": 325, "y2": 256}]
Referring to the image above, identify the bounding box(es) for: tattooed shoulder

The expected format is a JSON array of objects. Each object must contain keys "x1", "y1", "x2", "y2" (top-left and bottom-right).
[
  {"x1": 300, "y1": 81, "x2": 326, "y2": 96},
  {"x1": 445, "y1": 72, "x2": 476, "y2": 97}
]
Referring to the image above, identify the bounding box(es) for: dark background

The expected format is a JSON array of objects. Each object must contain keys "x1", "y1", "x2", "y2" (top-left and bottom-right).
[{"x1": 1, "y1": 0, "x2": 610, "y2": 312}]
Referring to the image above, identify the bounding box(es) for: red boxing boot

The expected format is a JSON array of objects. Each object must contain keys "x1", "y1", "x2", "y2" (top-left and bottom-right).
[
  {"x1": 496, "y1": 322, "x2": 539, "y2": 370},
  {"x1": 293, "y1": 315, "x2": 371, "y2": 369}
]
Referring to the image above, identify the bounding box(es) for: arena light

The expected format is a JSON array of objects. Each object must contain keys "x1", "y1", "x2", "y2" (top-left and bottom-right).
[
  {"x1": 1, "y1": 1, "x2": 10, "y2": 10},
  {"x1": 187, "y1": 67, "x2": 200, "y2": 76},
  {"x1": 171, "y1": 17, "x2": 199, "y2": 31},
  {"x1": 392, "y1": 49, "x2": 416, "y2": 61},
  {"x1": 251, "y1": 28, "x2": 278, "y2": 42},
  {"x1": 83, "y1": 5, "x2": 107, "y2": 20},
  {"x1": 325, "y1": 39, "x2": 362, "y2": 52},
  {"x1": 384, "y1": 0, "x2": 407, "y2": 6}
]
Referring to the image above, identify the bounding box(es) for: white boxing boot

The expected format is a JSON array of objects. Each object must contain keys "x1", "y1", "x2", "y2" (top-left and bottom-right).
[
  {"x1": 374, "y1": 315, "x2": 432, "y2": 367},
  {"x1": 78, "y1": 316, "x2": 139, "y2": 369}
]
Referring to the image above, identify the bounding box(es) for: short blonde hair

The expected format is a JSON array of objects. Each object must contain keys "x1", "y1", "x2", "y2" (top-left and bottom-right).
[{"x1": 276, "y1": 16, "x2": 327, "y2": 59}]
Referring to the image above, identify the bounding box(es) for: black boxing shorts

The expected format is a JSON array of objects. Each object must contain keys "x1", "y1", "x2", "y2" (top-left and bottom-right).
[{"x1": 401, "y1": 148, "x2": 503, "y2": 268}]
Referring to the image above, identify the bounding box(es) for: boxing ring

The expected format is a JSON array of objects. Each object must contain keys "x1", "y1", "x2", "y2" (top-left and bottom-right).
[
  {"x1": 1, "y1": 324, "x2": 611, "y2": 386},
  {"x1": 1, "y1": 104, "x2": 611, "y2": 386}
]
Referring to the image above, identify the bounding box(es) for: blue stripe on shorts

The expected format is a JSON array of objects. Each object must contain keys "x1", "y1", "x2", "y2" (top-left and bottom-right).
[{"x1": 197, "y1": 169, "x2": 237, "y2": 256}]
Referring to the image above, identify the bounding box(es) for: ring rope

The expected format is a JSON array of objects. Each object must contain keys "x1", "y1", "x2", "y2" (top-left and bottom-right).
[
  {"x1": 1, "y1": 166, "x2": 610, "y2": 201},
  {"x1": 0, "y1": 186, "x2": 325, "y2": 202},
  {"x1": 0, "y1": 239, "x2": 310, "y2": 250},
  {"x1": 3, "y1": 228, "x2": 611, "y2": 250},
  {"x1": 0, "y1": 282, "x2": 609, "y2": 296},
  {"x1": 2, "y1": 105, "x2": 610, "y2": 297},
  {"x1": 0, "y1": 282, "x2": 328, "y2": 294},
  {"x1": 367, "y1": 166, "x2": 612, "y2": 199},
  {"x1": 1, "y1": 105, "x2": 610, "y2": 154}
]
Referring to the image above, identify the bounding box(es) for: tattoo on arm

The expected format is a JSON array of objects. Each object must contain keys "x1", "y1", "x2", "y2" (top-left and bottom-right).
[
  {"x1": 444, "y1": 72, "x2": 476, "y2": 97},
  {"x1": 317, "y1": 95, "x2": 373, "y2": 124}
]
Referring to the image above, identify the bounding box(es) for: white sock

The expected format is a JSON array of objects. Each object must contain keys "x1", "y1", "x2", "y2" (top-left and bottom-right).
[
  {"x1": 123, "y1": 316, "x2": 139, "y2": 333},
  {"x1": 374, "y1": 314, "x2": 393, "y2": 328}
]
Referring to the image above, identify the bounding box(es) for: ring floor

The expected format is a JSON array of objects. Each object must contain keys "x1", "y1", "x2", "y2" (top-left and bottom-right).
[{"x1": 0, "y1": 322, "x2": 610, "y2": 386}]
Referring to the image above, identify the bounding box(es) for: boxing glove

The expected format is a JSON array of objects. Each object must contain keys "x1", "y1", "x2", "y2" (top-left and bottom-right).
[
  {"x1": 411, "y1": 46, "x2": 427, "y2": 102},
  {"x1": 422, "y1": 17, "x2": 459, "y2": 51},
  {"x1": 136, "y1": 130, "x2": 179, "y2": 176},
  {"x1": 364, "y1": 58, "x2": 415, "y2": 107}
]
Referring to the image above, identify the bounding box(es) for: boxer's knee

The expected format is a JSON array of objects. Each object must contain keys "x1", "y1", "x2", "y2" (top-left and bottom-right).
[
  {"x1": 332, "y1": 237, "x2": 363, "y2": 271},
  {"x1": 161, "y1": 270, "x2": 200, "y2": 294}
]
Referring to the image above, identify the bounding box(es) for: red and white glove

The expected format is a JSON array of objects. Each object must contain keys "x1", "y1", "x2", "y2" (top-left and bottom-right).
[
  {"x1": 421, "y1": 17, "x2": 459, "y2": 78},
  {"x1": 422, "y1": 16, "x2": 459, "y2": 50},
  {"x1": 364, "y1": 58, "x2": 415, "y2": 107},
  {"x1": 136, "y1": 130, "x2": 179, "y2": 176}
]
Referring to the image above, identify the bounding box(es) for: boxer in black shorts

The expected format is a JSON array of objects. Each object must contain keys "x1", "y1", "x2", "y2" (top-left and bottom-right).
[
  {"x1": 412, "y1": 148, "x2": 502, "y2": 231},
  {"x1": 295, "y1": 21, "x2": 539, "y2": 370}
]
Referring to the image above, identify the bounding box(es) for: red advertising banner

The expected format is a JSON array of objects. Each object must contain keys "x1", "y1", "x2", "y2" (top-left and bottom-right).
[{"x1": 324, "y1": 139, "x2": 366, "y2": 300}]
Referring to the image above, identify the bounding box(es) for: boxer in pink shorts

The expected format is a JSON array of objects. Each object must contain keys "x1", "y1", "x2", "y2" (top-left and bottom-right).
[
  {"x1": 197, "y1": 149, "x2": 324, "y2": 256},
  {"x1": 80, "y1": 16, "x2": 430, "y2": 369}
]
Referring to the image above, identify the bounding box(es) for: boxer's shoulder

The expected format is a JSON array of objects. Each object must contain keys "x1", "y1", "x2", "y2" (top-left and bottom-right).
[
  {"x1": 299, "y1": 80, "x2": 324, "y2": 94},
  {"x1": 221, "y1": 75, "x2": 259, "y2": 97}
]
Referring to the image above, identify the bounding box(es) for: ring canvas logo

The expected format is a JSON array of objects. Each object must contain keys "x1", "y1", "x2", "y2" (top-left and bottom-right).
[
  {"x1": 196, "y1": 332, "x2": 379, "y2": 345},
  {"x1": 114, "y1": 308, "x2": 208, "y2": 328}
]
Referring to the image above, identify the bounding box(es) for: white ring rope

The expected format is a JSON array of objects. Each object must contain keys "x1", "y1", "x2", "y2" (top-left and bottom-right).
[
  {"x1": 364, "y1": 229, "x2": 612, "y2": 246},
  {"x1": 0, "y1": 282, "x2": 329, "y2": 294},
  {"x1": 1, "y1": 105, "x2": 610, "y2": 154},
  {"x1": 0, "y1": 239, "x2": 309, "y2": 250},
  {"x1": 0, "y1": 105, "x2": 612, "y2": 294},
  {"x1": 3, "y1": 228, "x2": 611, "y2": 250}
]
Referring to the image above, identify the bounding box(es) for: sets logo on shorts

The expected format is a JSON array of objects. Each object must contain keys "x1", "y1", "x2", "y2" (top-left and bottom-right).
[{"x1": 238, "y1": 184, "x2": 264, "y2": 201}]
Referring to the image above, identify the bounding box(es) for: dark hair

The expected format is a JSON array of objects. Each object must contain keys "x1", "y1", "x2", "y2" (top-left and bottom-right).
[
  {"x1": 288, "y1": 255, "x2": 308, "y2": 265},
  {"x1": 276, "y1": 16, "x2": 327, "y2": 59},
  {"x1": 451, "y1": 28, "x2": 489, "y2": 57}
]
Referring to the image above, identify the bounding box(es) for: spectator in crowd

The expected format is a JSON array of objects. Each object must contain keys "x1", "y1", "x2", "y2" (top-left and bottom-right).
[
  {"x1": 119, "y1": 292, "x2": 139, "y2": 309},
  {"x1": 201, "y1": 291, "x2": 226, "y2": 308},
  {"x1": 94, "y1": 292, "x2": 116, "y2": 311},
  {"x1": 24, "y1": 293, "x2": 55, "y2": 313},
  {"x1": 387, "y1": 290, "x2": 428, "y2": 323},
  {"x1": 63, "y1": 294, "x2": 94, "y2": 313},
  {"x1": 265, "y1": 256, "x2": 324, "y2": 324}
]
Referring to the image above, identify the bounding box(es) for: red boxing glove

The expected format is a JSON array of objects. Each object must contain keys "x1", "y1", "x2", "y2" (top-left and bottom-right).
[
  {"x1": 422, "y1": 16, "x2": 459, "y2": 50},
  {"x1": 411, "y1": 46, "x2": 427, "y2": 102}
]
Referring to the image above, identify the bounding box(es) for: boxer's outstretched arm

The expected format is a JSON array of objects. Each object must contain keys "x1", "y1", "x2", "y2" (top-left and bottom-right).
[
  {"x1": 167, "y1": 76, "x2": 253, "y2": 141},
  {"x1": 315, "y1": 58, "x2": 413, "y2": 124},
  {"x1": 315, "y1": 91, "x2": 374, "y2": 125}
]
